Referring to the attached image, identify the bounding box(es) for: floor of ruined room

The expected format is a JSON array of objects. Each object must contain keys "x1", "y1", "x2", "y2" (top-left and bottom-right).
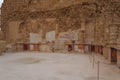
[{"x1": 0, "y1": 52, "x2": 119, "y2": 80}]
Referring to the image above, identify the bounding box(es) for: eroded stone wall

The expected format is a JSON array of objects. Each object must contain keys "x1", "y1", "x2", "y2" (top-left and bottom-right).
[{"x1": 1, "y1": 0, "x2": 120, "y2": 50}]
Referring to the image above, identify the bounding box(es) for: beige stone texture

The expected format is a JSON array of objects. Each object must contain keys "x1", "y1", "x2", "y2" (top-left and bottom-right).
[
  {"x1": 7, "y1": 21, "x2": 21, "y2": 42},
  {"x1": 103, "y1": 47, "x2": 111, "y2": 61},
  {"x1": 0, "y1": 40, "x2": 6, "y2": 54},
  {"x1": 117, "y1": 51, "x2": 120, "y2": 67},
  {"x1": 40, "y1": 44, "x2": 50, "y2": 52}
]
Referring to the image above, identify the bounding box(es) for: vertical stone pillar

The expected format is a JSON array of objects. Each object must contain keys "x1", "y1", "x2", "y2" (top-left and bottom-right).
[
  {"x1": 109, "y1": 25, "x2": 119, "y2": 47},
  {"x1": 117, "y1": 27, "x2": 120, "y2": 49},
  {"x1": 103, "y1": 47, "x2": 111, "y2": 61},
  {"x1": 55, "y1": 24, "x2": 59, "y2": 39},
  {"x1": 0, "y1": 30, "x2": 3, "y2": 40},
  {"x1": 117, "y1": 50, "x2": 120, "y2": 67}
]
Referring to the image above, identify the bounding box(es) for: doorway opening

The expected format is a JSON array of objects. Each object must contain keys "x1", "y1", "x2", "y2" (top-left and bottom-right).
[{"x1": 111, "y1": 48, "x2": 117, "y2": 63}]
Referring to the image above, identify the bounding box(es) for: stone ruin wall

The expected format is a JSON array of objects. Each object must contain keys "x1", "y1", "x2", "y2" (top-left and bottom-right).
[{"x1": 1, "y1": 0, "x2": 120, "y2": 49}]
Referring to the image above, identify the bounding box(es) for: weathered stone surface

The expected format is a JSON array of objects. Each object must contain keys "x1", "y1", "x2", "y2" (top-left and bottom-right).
[
  {"x1": 0, "y1": 40, "x2": 6, "y2": 55},
  {"x1": 1, "y1": 0, "x2": 120, "y2": 50}
]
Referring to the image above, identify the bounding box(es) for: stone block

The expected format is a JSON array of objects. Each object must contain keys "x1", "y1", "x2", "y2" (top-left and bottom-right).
[
  {"x1": 117, "y1": 51, "x2": 120, "y2": 67},
  {"x1": 103, "y1": 47, "x2": 111, "y2": 61}
]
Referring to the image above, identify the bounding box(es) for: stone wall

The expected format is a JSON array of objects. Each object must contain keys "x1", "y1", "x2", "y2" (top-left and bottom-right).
[{"x1": 1, "y1": 0, "x2": 120, "y2": 50}]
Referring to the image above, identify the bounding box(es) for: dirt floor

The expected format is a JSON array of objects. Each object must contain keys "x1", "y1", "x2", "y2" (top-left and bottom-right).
[{"x1": 0, "y1": 52, "x2": 119, "y2": 80}]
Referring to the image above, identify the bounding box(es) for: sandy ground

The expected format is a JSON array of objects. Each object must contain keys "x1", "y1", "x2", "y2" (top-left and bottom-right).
[{"x1": 0, "y1": 52, "x2": 119, "y2": 80}]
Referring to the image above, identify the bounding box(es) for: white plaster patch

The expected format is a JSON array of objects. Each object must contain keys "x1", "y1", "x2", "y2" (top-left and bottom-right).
[
  {"x1": 46, "y1": 31, "x2": 55, "y2": 42},
  {"x1": 30, "y1": 33, "x2": 41, "y2": 43}
]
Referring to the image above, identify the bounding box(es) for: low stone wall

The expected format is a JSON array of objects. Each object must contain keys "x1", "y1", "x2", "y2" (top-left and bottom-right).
[
  {"x1": 78, "y1": 44, "x2": 85, "y2": 53},
  {"x1": 103, "y1": 47, "x2": 111, "y2": 61},
  {"x1": 117, "y1": 51, "x2": 120, "y2": 67},
  {"x1": 40, "y1": 44, "x2": 50, "y2": 52},
  {"x1": 0, "y1": 41, "x2": 6, "y2": 55}
]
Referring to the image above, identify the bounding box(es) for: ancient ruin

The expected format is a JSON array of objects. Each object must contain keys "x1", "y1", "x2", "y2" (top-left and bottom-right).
[
  {"x1": 1, "y1": 0, "x2": 120, "y2": 65},
  {"x1": 0, "y1": 0, "x2": 120, "y2": 80}
]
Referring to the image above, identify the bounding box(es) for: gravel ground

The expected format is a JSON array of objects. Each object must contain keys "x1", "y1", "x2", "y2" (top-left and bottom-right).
[{"x1": 0, "y1": 52, "x2": 119, "y2": 80}]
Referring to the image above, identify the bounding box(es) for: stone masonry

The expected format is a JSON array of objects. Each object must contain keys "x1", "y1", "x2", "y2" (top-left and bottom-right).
[{"x1": 1, "y1": 0, "x2": 120, "y2": 65}]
